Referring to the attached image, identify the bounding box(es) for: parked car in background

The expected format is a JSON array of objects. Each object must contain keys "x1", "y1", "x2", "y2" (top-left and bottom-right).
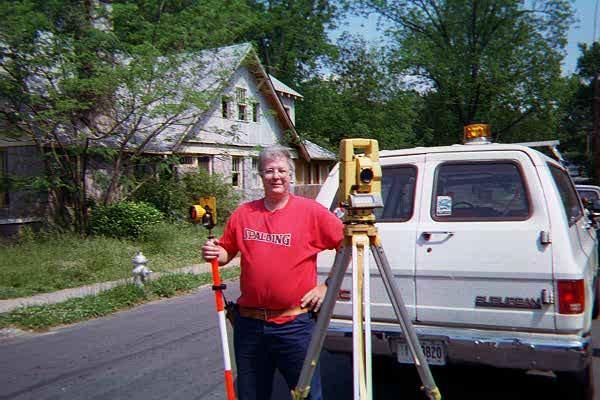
[{"x1": 576, "y1": 185, "x2": 600, "y2": 226}]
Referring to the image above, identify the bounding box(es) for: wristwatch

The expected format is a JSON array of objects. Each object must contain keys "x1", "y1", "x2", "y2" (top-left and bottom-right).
[{"x1": 324, "y1": 277, "x2": 332, "y2": 287}]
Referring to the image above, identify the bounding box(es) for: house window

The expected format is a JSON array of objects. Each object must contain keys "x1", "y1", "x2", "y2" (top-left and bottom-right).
[
  {"x1": 236, "y1": 87, "x2": 247, "y2": 103},
  {"x1": 198, "y1": 156, "x2": 212, "y2": 173},
  {"x1": 180, "y1": 156, "x2": 195, "y2": 165},
  {"x1": 252, "y1": 103, "x2": 260, "y2": 122},
  {"x1": 222, "y1": 97, "x2": 229, "y2": 119},
  {"x1": 232, "y1": 156, "x2": 242, "y2": 187},
  {"x1": 238, "y1": 104, "x2": 247, "y2": 121},
  {"x1": 0, "y1": 151, "x2": 7, "y2": 208},
  {"x1": 236, "y1": 87, "x2": 247, "y2": 121}
]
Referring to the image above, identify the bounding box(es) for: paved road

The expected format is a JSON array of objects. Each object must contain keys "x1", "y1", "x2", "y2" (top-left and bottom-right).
[{"x1": 0, "y1": 283, "x2": 598, "y2": 399}]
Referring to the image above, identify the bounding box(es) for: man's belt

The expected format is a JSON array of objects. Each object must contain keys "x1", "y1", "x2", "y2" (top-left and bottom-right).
[{"x1": 237, "y1": 305, "x2": 308, "y2": 321}]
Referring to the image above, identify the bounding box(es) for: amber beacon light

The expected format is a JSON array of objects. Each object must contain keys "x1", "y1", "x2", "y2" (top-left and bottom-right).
[{"x1": 463, "y1": 123, "x2": 491, "y2": 144}]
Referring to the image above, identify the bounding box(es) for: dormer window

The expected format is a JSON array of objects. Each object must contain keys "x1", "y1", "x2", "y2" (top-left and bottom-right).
[
  {"x1": 236, "y1": 87, "x2": 247, "y2": 121},
  {"x1": 221, "y1": 97, "x2": 230, "y2": 119},
  {"x1": 236, "y1": 87, "x2": 247, "y2": 103}
]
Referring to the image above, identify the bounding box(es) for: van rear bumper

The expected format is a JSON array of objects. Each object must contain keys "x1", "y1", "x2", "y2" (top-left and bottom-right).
[{"x1": 324, "y1": 319, "x2": 591, "y2": 372}]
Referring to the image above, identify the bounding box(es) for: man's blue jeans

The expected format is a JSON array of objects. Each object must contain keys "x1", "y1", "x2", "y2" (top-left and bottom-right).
[{"x1": 233, "y1": 312, "x2": 322, "y2": 400}]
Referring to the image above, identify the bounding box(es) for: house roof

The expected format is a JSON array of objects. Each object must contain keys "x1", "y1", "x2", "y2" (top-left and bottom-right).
[
  {"x1": 269, "y1": 74, "x2": 303, "y2": 100},
  {"x1": 302, "y1": 139, "x2": 336, "y2": 160},
  {"x1": 134, "y1": 43, "x2": 312, "y2": 160},
  {"x1": 0, "y1": 136, "x2": 34, "y2": 147}
]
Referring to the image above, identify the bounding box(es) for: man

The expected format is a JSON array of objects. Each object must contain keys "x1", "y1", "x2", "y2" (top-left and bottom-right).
[{"x1": 202, "y1": 145, "x2": 343, "y2": 400}]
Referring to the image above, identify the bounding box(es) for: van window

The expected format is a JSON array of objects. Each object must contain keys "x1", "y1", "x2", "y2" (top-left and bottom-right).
[
  {"x1": 374, "y1": 166, "x2": 417, "y2": 221},
  {"x1": 329, "y1": 165, "x2": 417, "y2": 222},
  {"x1": 432, "y1": 162, "x2": 530, "y2": 221},
  {"x1": 549, "y1": 164, "x2": 582, "y2": 225}
]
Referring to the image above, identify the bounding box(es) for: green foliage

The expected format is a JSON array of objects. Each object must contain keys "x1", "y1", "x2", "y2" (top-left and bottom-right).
[
  {"x1": 0, "y1": 0, "x2": 243, "y2": 233},
  {"x1": 246, "y1": 0, "x2": 340, "y2": 85},
  {"x1": 112, "y1": 0, "x2": 256, "y2": 53},
  {"x1": 132, "y1": 177, "x2": 190, "y2": 221},
  {"x1": 0, "y1": 269, "x2": 240, "y2": 330},
  {"x1": 558, "y1": 43, "x2": 600, "y2": 181},
  {"x1": 296, "y1": 34, "x2": 422, "y2": 150},
  {"x1": 0, "y1": 225, "x2": 216, "y2": 299},
  {"x1": 181, "y1": 170, "x2": 241, "y2": 222},
  {"x1": 354, "y1": 0, "x2": 574, "y2": 144},
  {"x1": 89, "y1": 201, "x2": 164, "y2": 238},
  {"x1": 134, "y1": 170, "x2": 240, "y2": 222}
]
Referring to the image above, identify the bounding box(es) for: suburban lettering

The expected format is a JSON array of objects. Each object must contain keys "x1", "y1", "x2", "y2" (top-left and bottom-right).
[{"x1": 475, "y1": 295, "x2": 542, "y2": 310}]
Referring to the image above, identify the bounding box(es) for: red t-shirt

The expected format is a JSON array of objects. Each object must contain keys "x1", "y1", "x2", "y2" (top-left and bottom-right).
[{"x1": 219, "y1": 194, "x2": 343, "y2": 321}]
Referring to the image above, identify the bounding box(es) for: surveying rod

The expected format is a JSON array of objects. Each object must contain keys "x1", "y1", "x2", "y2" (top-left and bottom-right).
[{"x1": 191, "y1": 198, "x2": 236, "y2": 400}]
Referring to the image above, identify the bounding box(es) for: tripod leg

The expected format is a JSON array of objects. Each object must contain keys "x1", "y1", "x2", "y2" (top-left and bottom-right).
[
  {"x1": 363, "y1": 241, "x2": 373, "y2": 400},
  {"x1": 370, "y1": 243, "x2": 442, "y2": 400},
  {"x1": 351, "y1": 235, "x2": 372, "y2": 400},
  {"x1": 292, "y1": 247, "x2": 352, "y2": 400}
]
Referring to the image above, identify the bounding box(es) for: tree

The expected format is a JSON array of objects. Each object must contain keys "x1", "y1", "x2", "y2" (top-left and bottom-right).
[
  {"x1": 354, "y1": 0, "x2": 574, "y2": 144},
  {"x1": 558, "y1": 42, "x2": 600, "y2": 180},
  {"x1": 0, "y1": 0, "x2": 248, "y2": 233},
  {"x1": 246, "y1": 0, "x2": 340, "y2": 85},
  {"x1": 296, "y1": 34, "x2": 422, "y2": 150}
]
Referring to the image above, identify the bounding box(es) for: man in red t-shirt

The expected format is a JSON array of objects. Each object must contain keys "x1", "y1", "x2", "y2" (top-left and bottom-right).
[{"x1": 202, "y1": 145, "x2": 343, "y2": 400}]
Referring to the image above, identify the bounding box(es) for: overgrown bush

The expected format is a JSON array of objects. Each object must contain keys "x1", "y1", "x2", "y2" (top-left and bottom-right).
[
  {"x1": 134, "y1": 169, "x2": 241, "y2": 222},
  {"x1": 131, "y1": 178, "x2": 189, "y2": 221},
  {"x1": 181, "y1": 170, "x2": 241, "y2": 221},
  {"x1": 89, "y1": 201, "x2": 163, "y2": 238}
]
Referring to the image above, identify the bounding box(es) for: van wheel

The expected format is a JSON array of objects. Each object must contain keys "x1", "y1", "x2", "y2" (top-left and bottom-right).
[{"x1": 556, "y1": 363, "x2": 594, "y2": 400}]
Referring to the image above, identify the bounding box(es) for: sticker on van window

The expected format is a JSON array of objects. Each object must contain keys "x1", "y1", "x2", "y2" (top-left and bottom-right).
[{"x1": 436, "y1": 196, "x2": 452, "y2": 216}]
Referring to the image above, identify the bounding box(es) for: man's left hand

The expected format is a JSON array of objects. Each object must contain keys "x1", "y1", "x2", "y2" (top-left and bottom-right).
[{"x1": 301, "y1": 284, "x2": 327, "y2": 312}]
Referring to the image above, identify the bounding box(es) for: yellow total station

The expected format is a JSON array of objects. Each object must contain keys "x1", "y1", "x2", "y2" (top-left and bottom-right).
[
  {"x1": 338, "y1": 138, "x2": 383, "y2": 223},
  {"x1": 190, "y1": 196, "x2": 217, "y2": 230}
]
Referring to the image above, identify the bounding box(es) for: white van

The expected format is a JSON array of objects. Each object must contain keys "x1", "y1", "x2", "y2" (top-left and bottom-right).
[{"x1": 316, "y1": 140, "x2": 597, "y2": 399}]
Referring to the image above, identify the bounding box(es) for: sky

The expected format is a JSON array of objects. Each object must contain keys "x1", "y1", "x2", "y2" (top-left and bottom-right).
[
  {"x1": 565, "y1": 0, "x2": 597, "y2": 74},
  {"x1": 334, "y1": 0, "x2": 598, "y2": 76}
]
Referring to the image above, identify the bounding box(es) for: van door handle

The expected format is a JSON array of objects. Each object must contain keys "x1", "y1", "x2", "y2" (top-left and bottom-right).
[{"x1": 421, "y1": 231, "x2": 454, "y2": 241}]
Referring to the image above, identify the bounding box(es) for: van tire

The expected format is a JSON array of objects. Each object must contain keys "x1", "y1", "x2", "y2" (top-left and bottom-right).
[{"x1": 556, "y1": 363, "x2": 594, "y2": 400}]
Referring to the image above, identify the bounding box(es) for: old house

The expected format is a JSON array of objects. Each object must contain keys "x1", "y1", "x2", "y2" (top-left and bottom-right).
[
  {"x1": 164, "y1": 43, "x2": 336, "y2": 200},
  {"x1": 0, "y1": 43, "x2": 336, "y2": 235}
]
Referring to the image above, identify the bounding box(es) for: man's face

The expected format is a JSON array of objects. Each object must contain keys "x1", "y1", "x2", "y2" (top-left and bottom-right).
[{"x1": 260, "y1": 157, "x2": 291, "y2": 196}]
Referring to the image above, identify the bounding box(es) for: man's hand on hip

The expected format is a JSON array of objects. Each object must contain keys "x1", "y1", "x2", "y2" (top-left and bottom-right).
[{"x1": 301, "y1": 284, "x2": 327, "y2": 312}]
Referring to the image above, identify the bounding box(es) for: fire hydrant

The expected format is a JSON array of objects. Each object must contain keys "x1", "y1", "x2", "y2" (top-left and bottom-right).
[{"x1": 132, "y1": 251, "x2": 152, "y2": 287}]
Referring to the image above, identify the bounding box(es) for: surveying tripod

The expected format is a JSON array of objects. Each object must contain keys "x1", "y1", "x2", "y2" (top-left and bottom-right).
[{"x1": 292, "y1": 139, "x2": 442, "y2": 400}]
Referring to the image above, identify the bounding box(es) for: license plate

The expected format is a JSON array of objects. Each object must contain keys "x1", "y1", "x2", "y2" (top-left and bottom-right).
[{"x1": 396, "y1": 340, "x2": 446, "y2": 366}]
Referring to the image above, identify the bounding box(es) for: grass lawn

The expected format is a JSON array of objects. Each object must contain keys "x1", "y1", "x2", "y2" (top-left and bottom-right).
[
  {"x1": 0, "y1": 268, "x2": 240, "y2": 331},
  {"x1": 0, "y1": 222, "x2": 223, "y2": 299}
]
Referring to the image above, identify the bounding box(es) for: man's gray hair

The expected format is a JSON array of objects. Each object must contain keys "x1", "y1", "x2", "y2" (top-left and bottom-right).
[{"x1": 258, "y1": 145, "x2": 295, "y2": 176}]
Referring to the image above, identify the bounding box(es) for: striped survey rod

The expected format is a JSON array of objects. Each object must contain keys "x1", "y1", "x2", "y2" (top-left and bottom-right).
[{"x1": 209, "y1": 250, "x2": 236, "y2": 400}]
